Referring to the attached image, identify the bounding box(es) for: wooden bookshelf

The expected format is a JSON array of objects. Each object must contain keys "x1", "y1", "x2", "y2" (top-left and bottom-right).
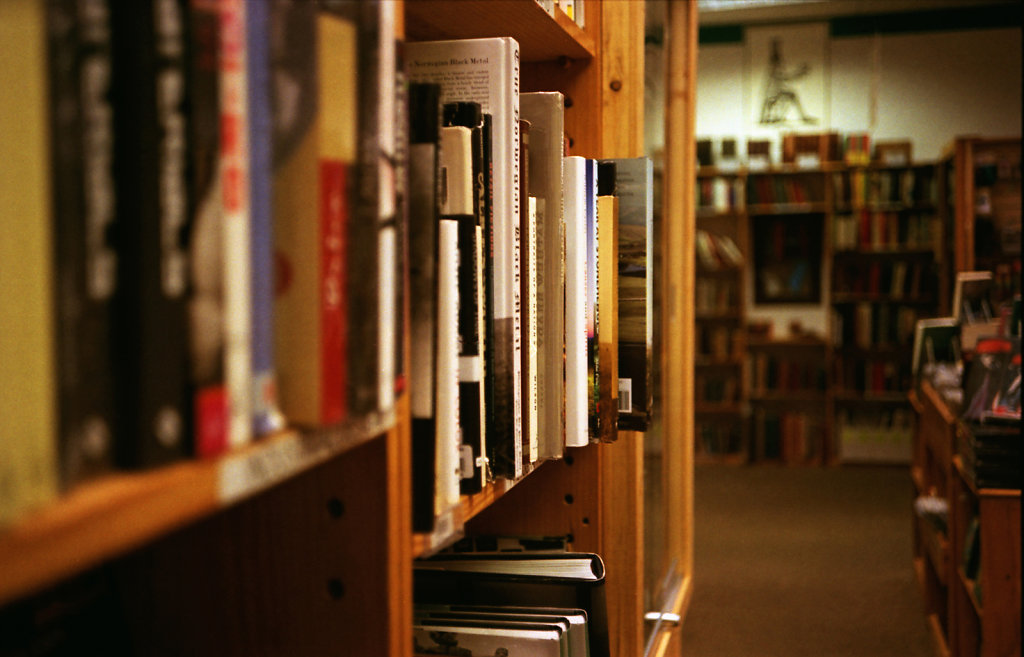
[{"x1": 0, "y1": 2, "x2": 699, "y2": 655}]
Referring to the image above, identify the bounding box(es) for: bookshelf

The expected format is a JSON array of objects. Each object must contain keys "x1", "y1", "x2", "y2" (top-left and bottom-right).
[
  {"x1": 0, "y1": 2, "x2": 698, "y2": 656},
  {"x1": 830, "y1": 161, "x2": 943, "y2": 464},
  {"x1": 695, "y1": 167, "x2": 748, "y2": 464},
  {"x1": 945, "y1": 136, "x2": 1021, "y2": 308},
  {"x1": 910, "y1": 381, "x2": 1021, "y2": 657}
]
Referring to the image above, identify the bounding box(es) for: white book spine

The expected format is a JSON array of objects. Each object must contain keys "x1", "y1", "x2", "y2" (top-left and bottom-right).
[
  {"x1": 221, "y1": 0, "x2": 252, "y2": 447},
  {"x1": 563, "y1": 156, "x2": 588, "y2": 448},
  {"x1": 527, "y1": 196, "x2": 539, "y2": 463},
  {"x1": 378, "y1": 225, "x2": 396, "y2": 409},
  {"x1": 436, "y1": 219, "x2": 461, "y2": 512}
]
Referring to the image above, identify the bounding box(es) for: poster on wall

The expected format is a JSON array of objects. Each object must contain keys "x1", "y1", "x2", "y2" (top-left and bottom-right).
[{"x1": 746, "y1": 23, "x2": 828, "y2": 132}]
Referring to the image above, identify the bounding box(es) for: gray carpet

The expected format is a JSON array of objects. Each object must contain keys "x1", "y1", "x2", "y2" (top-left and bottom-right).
[{"x1": 679, "y1": 464, "x2": 934, "y2": 657}]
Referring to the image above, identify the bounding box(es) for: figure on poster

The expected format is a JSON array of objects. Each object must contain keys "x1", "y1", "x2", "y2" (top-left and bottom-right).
[{"x1": 759, "y1": 38, "x2": 817, "y2": 125}]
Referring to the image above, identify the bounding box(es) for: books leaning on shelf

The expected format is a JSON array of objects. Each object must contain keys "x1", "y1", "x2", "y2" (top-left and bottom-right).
[{"x1": 414, "y1": 551, "x2": 609, "y2": 657}]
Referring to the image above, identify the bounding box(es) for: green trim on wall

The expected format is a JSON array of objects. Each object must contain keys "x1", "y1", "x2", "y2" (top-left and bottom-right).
[
  {"x1": 699, "y1": 24, "x2": 744, "y2": 45},
  {"x1": 697, "y1": 4, "x2": 1022, "y2": 45},
  {"x1": 830, "y1": 4, "x2": 1022, "y2": 37}
]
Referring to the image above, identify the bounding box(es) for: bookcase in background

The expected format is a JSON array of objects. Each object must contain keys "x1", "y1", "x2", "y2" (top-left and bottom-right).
[
  {"x1": 830, "y1": 161, "x2": 944, "y2": 465},
  {"x1": 0, "y1": 2, "x2": 698, "y2": 657},
  {"x1": 694, "y1": 167, "x2": 748, "y2": 464},
  {"x1": 945, "y1": 136, "x2": 1021, "y2": 308}
]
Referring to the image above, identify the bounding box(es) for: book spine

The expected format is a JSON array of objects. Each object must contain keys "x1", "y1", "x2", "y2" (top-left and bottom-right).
[
  {"x1": 408, "y1": 82, "x2": 440, "y2": 531},
  {"x1": 271, "y1": 6, "x2": 352, "y2": 427},
  {"x1": 218, "y1": 0, "x2": 252, "y2": 451},
  {"x1": 585, "y1": 158, "x2": 599, "y2": 441},
  {"x1": 526, "y1": 196, "x2": 540, "y2": 460},
  {"x1": 563, "y1": 156, "x2": 588, "y2": 448},
  {"x1": 246, "y1": 0, "x2": 283, "y2": 437},
  {"x1": 519, "y1": 119, "x2": 536, "y2": 465},
  {"x1": 47, "y1": 0, "x2": 118, "y2": 486},
  {"x1": 0, "y1": 0, "x2": 59, "y2": 523},
  {"x1": 436, "y1": 218, "x2": 462, "y2": 514},
  {"x1": 597, "y1": 193, "x2": 618, "y2": 442},
  {"x1": 110, "y1": 0, "x2": 192, "y2": 466}
]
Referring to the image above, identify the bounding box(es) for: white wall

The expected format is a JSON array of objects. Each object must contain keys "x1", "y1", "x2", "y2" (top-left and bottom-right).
[{"x1": 695, "y1": 26, "x2": 1022, "y2": 337}]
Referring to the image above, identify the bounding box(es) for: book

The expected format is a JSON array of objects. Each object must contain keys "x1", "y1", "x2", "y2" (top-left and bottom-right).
[
  {"x1": 436, "y1": 218, "x2": 462, "y2": 517},
  {"x1": 46, "y1": 0, "x2": 117, "y2": 486},
  {"x1": 109, "y1": 0, "x2": 192, "y2": 466},
  {"x1": 585, "y1": 158, "x2": 599, "y2": 442},
  {"x1": 414, "y1": 605, "x2": 588, "y2": 657},
  {"x1": 414, "y1": 552, "x2": 609, "y2": 657},
  {"x1": 271, "y1": 4, "x2": 354, "y2": 428},
  {"x1": 520, "y1": 91, "x2": 566, "y2": 461},
  {"x1": 443, "y1": 101, "x2": 489, "y2": 494},
  {"x1": 563, "y1": 156, "x2": 589, "y2": 448},
  {"x1": 596, "y1": 161, "x2": 619, "y2": 442},
  {"x1": 246, "y1": 0, "x2": 285, "y2": 437},
  {"x1": 911, "y1": 317, "x2": 958, "y2": 381},
  {"x1": 520, "y1": 119, "x2": 539, "y2": 466},
  {"x1": 406, "y1": 37, "x2": 522, "y2": 479},
  {"x1": 217, "y1": 0, "x2": 254, "y2": 454},
  {"x1": 409, "y1": 82, "x2": 443, "y2": 531},
  {"x1": 413, "y1": 618, "x2": 564, "y2": 657},
  {"x1": 0, "y1": 0, "x2": 59, "y2": 523},
  {"x1": 348, "y1": 0, "x2": 398, "y2": 418}
]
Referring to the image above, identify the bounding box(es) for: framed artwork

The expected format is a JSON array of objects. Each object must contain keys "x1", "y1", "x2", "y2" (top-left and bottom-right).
[
  {"x1": 746, "y1": 23, "x2": 828, "y2": 130},
  {"x1": 752, "y1": 214, "x2": 824, "y2": 304}
]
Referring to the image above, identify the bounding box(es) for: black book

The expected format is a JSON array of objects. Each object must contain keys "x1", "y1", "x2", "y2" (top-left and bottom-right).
[
  {"x1": 414, "y1": 552, "x2": 609, "y2": 657},
  {"x1": 409, "y1": 82, "x2": 442, "y2": 532},
  {"x1": 109, "y1": 0, "x2": 192, "y2": 467},
  {"x1": 46, "y1": 0, "x2": 118, "y2": 486},
  {"x1": 443, "y1": 101, "x2": 487, "y2": 495}
]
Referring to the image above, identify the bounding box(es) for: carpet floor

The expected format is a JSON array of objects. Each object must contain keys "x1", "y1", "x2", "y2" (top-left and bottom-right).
[{"x1": 679, "y1": 463, "x2": 935, "y2": 657}]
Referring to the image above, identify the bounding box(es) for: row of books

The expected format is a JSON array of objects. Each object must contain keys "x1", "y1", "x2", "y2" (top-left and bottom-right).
[
  {"x1": 751, "y1": 408, "x2": 823, "y2": 464},
  {"x1": 832, "y1": 259, "x2": 933, "y2": 300},
  {"x1": 695, "y1": 278, "x2": 740, "y2": 314},
  {"x1": 832, "y1": 166, "x2": 938, "y2": 209},
  {"x1": 1, "y1": 6, "x2": 656, "y2": 530},
  {"x1": 832, "y1": 303, "x2": 921, "y2": 351},
  {"x1": 833, "y1": 210, "x2": 939, "y2": 253},
  {"x1": 696, "y1": 326, "x2": 743, "y2": 362},
  {"x1": 749, "y1": 355, "x2": 827, "y2": 396},
  {"x1": 746, "y1": 173, "x2": 826, "y2": 207},
  {"x1": 694, "y1": 373, "x2": 739, "y2": 404},
  {"x1": 695, "y1": 230, "x2": 743, "y2": 272},
  {"x1": 834, "y1": 359, "x2": 911, "y2": 395},
  {"x1": 696, "y1": 176, "x2": 744, "y2": 214},
  {"x1": 696, "y1": 421, "x2": 744, "y2": 457}
]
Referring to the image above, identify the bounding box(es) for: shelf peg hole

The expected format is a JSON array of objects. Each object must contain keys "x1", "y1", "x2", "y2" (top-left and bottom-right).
[
  {"x1": 327, "y1": 578, "x2": 345, "y2": 600},
  {"x1": 564, "y1": 494, "x2": 574, "y2": 505},
  {"x1": 327, "y1": 498, "x2": 345, "y2": 518}
]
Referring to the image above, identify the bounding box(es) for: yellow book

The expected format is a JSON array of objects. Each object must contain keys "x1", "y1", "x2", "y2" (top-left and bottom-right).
[
  {"x1": 596, "y1": 193, "x2": 619, "y2": 442},
  {"x1": 0, "y1": 0, "x2": 59, "y2": 525}
]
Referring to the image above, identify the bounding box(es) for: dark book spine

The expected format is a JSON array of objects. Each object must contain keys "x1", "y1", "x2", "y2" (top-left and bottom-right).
[
  {"x1": 109, "y1": 0, "x2": 192, "y2": 467},
  {"x1": 47, "y1": 0, "x2": 118, "y2": 486},
  {"x1": 347, "y1": 0, "x2": 382, "y2": 416},
  {"x1": 409, "y1": 82, "x2": 441, "y2": 532}
]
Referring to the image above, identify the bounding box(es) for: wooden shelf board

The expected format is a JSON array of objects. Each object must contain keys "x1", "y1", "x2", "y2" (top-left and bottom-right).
[
  {"x1": 749, "y1": 392, "x2": 827, "y2": 403},
  {"x1": 404, "y1": 0, "x2": 595, "y2": 62},
  {"x1": 0, "y1": 409, "x2": 395, "y2": 606},
  {"x1": 747, "y1": 202, "x2": 829, "y2": 215},
  {"x1": 832, "y1": 392, "x2": 911, "y2": 404},
  {"x1": 916, "y1": 513, "x2": 950, "y2": 588},
  {"x1": 694, "y1": 357, "x2": 744, "y2": 368},
  {"x1": 747, "y1": 337, "x2": 827, "y2": 349},
  {"x1": 831, "y1": 294, "x2": 936, "y2": 305},
  {"x1": 694, "y1": 402, "x2": 744, "y2": 415},
  {"x1": 911, "y1": 466, "x2": 927, "y2": 495},
  {"x1": 958, "y1": 568, "x2": 984, "y2": 619}
]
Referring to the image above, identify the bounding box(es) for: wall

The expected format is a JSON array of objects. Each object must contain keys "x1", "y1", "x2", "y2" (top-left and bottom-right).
[{"x1": 695, "y1": 22, "x2": 1022, "y2": 337}]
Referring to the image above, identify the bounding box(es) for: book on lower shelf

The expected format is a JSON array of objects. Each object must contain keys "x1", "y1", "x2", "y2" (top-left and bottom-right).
[{"x1": 414, "y1": 551, "x2": 608, "y2": 657}]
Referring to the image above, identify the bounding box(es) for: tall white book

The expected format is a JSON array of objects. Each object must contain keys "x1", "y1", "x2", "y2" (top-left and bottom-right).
[
  {"x1": 520, "y1": 92, "x2": 566, "y2": 460},
  {"x1": 406, "y1": 37, "x2": 522, "y2": 479},
  {"x1": 563, "y1": 156, "x2": 589, "y2": 448},
  {"x1": 436, "y1": 218, "x2": 462, "y2": 514}
]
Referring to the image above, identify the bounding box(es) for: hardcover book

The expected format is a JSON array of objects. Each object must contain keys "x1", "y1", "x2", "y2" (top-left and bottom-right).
[
  {"x1": 409, "y1": 82, "x2": 442, "y2": 531},
  {"x1": 520, "y1": 92, "x2": 566, "y2": 460},
  {"x1": 563, "y1": 156, "x2": 589, "y2": 448},
  {"x1": 109, "y1": 0, "x2": 192, "y2": 467},
  {"x1": 406, "y1": 37, "x2": 523, "y2": 479},
  {"x1": 46, "y1": 0, "x2": 118, "y2": 486},
  {"x1": 443, "y1": 101, "x2": 488, "y2": 494},
  {"x1": 1, "y1": 0, "x2": 59, "y2": 523},
  {"x1": 603, "y1": 157, "x2": 654, "y2": 431},
  {"x1": 271, "y1": 3, "x2": 354, "y2": 428},
  {"x1": 520, "y1": 119, "x2": 539, "y2": 465},
  {"x1": 585, "y1": 158, "x2": 599, "y2": 441},
  {"x1": 596, "y1": 161, "x2": 619, "y2": 442},
  {"x1": 413, "y1": 619, "x2": 564, "y2": 657},
  {"x1": 246, "y1": 0, "x2": 285, "y2": 437},
  {"x1": 436, "y1": 218, "x2": 462, "y2": 517}
]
